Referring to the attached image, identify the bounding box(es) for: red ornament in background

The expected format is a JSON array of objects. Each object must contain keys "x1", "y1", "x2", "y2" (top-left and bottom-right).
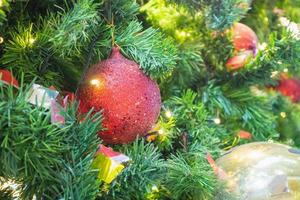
[
  {"x1": 0, "y1": 69, "x2": 19, "y2": 88},
  {"x1": 237, "y1": 130, "x2": 252, "y2": 140},
  {"x1": 276, "y1": 77, "x2": 300, "y2": 103},
  {"x1": 226, "y1": 23, "x2": 259, "y2": 70},
  {"x1": 77, "y1": 47, "x2": 161, "y2": 144},
  {"x1": 232, "y1": 23, "x2": 258, "y2": 52},
  {"x1": 226, "y1": 50, "x2": 253, "y2": 71}
]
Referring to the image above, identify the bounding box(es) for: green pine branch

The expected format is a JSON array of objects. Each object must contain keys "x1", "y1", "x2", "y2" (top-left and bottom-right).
[
  {"x1": 1, "y1": 0, "x2": 102, "y2": 88},
  {"x1": 276, "y1": 0, "x2": 300, "y2": 22},
  {"x1": 53, "y1": 104, "x2": 102, "y2": 200},
  {"x1": 167, "y1": 0, "x2": 251, "y2": 30},
  {"x1": 164, "y1": 151, "x2": 217, "y2": 200},
  {"x1": 204, "y1": 0, "x2": 251, "y2": 30},
  {"x1": 0, "y1": 0, "x2": 10, "y2": 26},
  {"x1": 202, "y1": 83, "x2": 278, "y2": 140},
  {"x1": 269, "y1": 94, "x2": 300, "y2": 147},
  {"x1": 0, "y1": 82, "x2": 102, "y2": 199},
  {"x1": 101, "y1": 0, "x2": 140, "y2": 23},
  {"x1": 99, "y1": 139, "x2": 164, "y2": 200},
  {"x1": 49, "y1": 0, "x2": 102, "y2": 57},
  {"x1": 166, "y1": 0, "x2": 202, "y2": 10},
  {"x1": 116, "y1": 20, "x2": 178, "y2": 78},
  {"x1": 1, "y1": 0, "x2": 178, "y2": 88},
  {"x1": 164, "y1": 90, "x2": 228, "y2": 152}
]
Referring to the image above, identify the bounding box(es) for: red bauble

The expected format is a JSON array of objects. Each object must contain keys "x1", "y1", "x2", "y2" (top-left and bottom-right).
[
  {"x1": 77, "y1": 47, "x2": 161, "y2": 144},
  {"x1": 276, "y1": 77, "x2": 300, "y2": 103},
  {"x1": 226, "y1": 23, "x2": 259, "y2": 70}
]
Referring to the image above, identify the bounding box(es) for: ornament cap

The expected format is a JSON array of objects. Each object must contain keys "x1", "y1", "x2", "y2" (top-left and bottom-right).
[{"x1": 110, "y1": 46, "x2": 122, "y2": 58}]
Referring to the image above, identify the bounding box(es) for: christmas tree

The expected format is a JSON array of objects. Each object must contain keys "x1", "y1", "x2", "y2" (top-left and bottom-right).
[{"x1": 1, "y1": 0, "x2": 300, "y2": 199}]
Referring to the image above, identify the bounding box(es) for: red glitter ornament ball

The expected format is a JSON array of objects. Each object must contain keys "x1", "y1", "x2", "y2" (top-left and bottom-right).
[
  {"x1": 77, "y1": 47, "x2": 161, "y2": 144},
  {"x1": 226, "y1": 23, "x2": 259, "y2": 70},
  {"x1": 276, "y1": 77, "x2": 300, "y2": 103}
]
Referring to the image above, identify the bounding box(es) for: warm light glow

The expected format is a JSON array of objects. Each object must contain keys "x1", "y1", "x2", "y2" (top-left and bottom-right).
[
  {"x1": 177, "y1": 30, "x2": 187, "y2": 37},
  {"x1": 90, "y1": 79, "x2": 101, "y2": 87},
  {"x1": 151, "y1": 185, "x2": 159, "y2": 192},
  {"x1": 158, "y1": 129, "x2": 164, "y2": 135},
  {"x1": 280, "y1": 112, "x2": 287, "y2": 118},
  {"x1": 258, "y1": 42, "x2": 267, "y2": 50},
  {"x1": 0, "y1": 0, "x2": 3, "y2": 7},
  {"x1": 283, "y1": 68, "x2": 288, "y2": 73},
  {"x1": 213, "y1": 118, "x2": 221, "y2": 124},
  {"x1": 250, "y1": 86, "x2": 267, "y2": 97},
  {"x1": 165, "y1": 110, "x2": 172, "y2": 118},
  {"x1": 29, "y1": 37, "x2": 35, "y2": 45},
  {"x1": 174, "y1": 29, "x2": 192, "y2": 42},
  {"x1": 0, "y1": 37, "x2": 3, "y2": 44},
  {"x1": 270, "y1": 71, "x2": 279, "y2": 78}
]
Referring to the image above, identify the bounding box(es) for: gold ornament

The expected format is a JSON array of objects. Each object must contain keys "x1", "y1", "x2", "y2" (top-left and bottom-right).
[{"x1": 216, "y1": 142, "x2": 300, "y2": 200}]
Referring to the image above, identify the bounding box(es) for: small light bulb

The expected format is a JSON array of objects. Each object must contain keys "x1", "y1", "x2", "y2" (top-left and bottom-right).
[
  {"x1": 213, "y1": 118, "x2": 221, "y2": 124},
  {"x1": 151, "y1": 185, "x2": 158, "y2": 192},
  {"x1": 179, "y1": 31, "x2": 187, "y2": 37},
  {"x1": 158, "y1": 129, "x2": 164, "y2": 135},
  {"x1": 270, "y1": 71, "x2": 279, "y2": 78},
  {"x1": 258, "y1": 42, "x2": 267, "y2": 50},
  {"x1": 90, "y1": 79, "x2": 101, "y2": 86},
  {"x1": 29, "y1": 37, "x2": 35, "y2": 45},
  {"x1": 264, "y1": 17, "x2": 269, "y2": 22},
  {"x1": 0, "y1": 37, "x2": 3, "y2": 44},
  {"x1": 165, "y1": 110, "x2": 172, "y2": 118},
  {"x1": 280, "y1": 112, "x2": 286, "y2": 118}
]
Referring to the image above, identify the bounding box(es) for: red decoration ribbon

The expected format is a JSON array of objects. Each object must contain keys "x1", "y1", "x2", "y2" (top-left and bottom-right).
[{"x1": 0, "y1": 69, "x2": 19, "y2": 88}]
